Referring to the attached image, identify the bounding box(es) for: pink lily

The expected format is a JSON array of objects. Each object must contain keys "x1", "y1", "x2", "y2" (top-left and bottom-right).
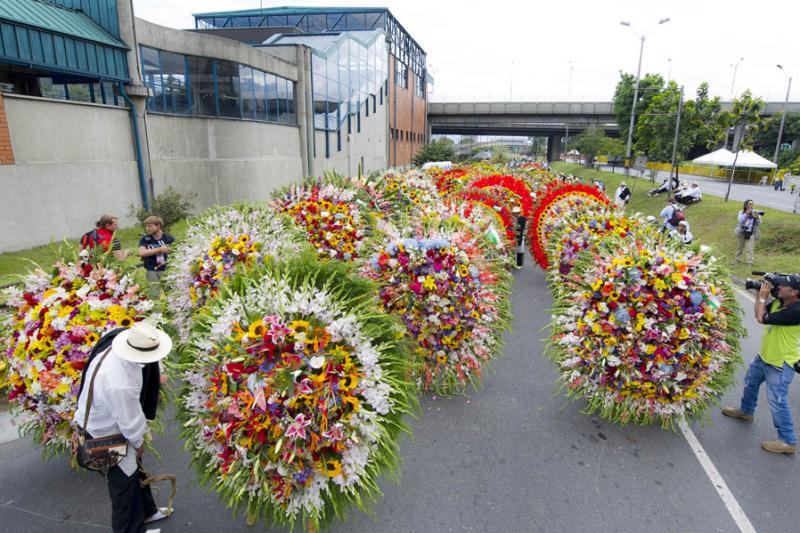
[{"x1": 285, "y1": 413, "x2": 312, "y2": 440}]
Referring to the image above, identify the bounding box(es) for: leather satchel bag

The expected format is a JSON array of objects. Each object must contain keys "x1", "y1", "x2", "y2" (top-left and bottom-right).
[{"x1": 73, "y1": 347, "x2": 128, "y2": 473}]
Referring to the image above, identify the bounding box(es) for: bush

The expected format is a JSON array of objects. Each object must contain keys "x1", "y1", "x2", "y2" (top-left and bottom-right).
[
  {"x1": 130, "y1": 186, "x2": 196, "y2": 230},
  {"x1": 412, "y1": 140, "x2": 456, "y2": 166}
]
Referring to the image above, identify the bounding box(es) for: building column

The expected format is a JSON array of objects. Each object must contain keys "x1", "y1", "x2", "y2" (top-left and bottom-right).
[
  {"x1": 295, "y1": 45, "x2": 313, "y2": 178},
  {"x1": 546, "y1": 134, "x2": 562, "y2": 162}
]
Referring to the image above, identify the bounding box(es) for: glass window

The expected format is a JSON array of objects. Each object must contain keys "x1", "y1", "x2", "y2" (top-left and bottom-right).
[
  {"x1": 39, "y1": 78, "x2": 67, "y2": 100},
  {"x1": 253, "y1": 69, "x2": 267, "y2": 120},
  {"x1": 215, "y1": 60, "x2": 241, "y2": 118},
  {"x1": 308, "y1": 14, "x2": 326, "y2": 32},
  {"x1": 277, "y1": 76, "x2": 289, "y2": 123},
  {"x1": 188, "y1": 55, "x2": 216, "y2": 116},
  {"x1": 239, "y1": 65, "x2": 255, "y2": 118},
  {"x1": 66, "y1": 83, "x2": 92, "y2": 102},
  {"x1": 266, "y1": 73, "x2": 279, "y2": 122},
  {"x1": 160, "y1": 50, "x2": 189, "y2": 113},
  {"x1": 285, "y1": 80, "x2": 296, "y2": 125},
  {"x1": 140, "y1": 46, "x2": 163, "y2": 111}
]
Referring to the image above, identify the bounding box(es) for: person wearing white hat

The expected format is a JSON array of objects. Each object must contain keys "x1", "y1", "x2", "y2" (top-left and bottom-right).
[{"x1": 73, "y1": 322, "x2": 173, "y2": 533}]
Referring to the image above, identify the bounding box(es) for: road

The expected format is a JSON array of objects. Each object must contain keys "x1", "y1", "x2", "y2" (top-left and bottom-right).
[
  {"x1": 598, "y1": 165, "x2": 799, "y2": 213},
  {"x1": 0, "y1": 263, "x2": 797, "y2": 532}
]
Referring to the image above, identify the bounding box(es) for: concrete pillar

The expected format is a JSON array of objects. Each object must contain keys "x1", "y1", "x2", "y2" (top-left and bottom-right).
[
  {"x1": 117, "y1": 1, "x2": 155, "y2": 203},
  {"x1": 295, "y1": 45, "x2": 313, "y2": 178},
  {"x1": 546, "y1": 134, "x2": 562, "y2": 162}
]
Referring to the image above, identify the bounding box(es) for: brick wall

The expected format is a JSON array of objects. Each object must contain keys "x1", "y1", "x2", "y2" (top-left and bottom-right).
[
  {"x1": 0, "y1": 93, "x2": 15, "y2": 165},
  {"x1": 388, "y1": 55, "x2": 427, "y2": 167}
]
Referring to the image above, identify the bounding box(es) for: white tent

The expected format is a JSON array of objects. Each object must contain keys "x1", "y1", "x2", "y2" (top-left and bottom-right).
[{"x1": 692, "y1": 148, "x2": 776, "y2": 169}]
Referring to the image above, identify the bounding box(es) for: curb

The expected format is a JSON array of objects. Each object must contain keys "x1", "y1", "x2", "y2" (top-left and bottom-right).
[{"x1": 0, "y1": 410, "x2": 20, "y2": 445}]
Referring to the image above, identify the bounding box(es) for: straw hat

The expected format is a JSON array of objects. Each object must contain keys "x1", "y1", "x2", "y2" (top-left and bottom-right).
[{"x1": 112, "y1": 322, "x2": 173, "y2": 364}]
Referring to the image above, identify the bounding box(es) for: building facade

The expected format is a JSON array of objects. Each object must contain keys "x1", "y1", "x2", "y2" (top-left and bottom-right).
[{"x1": 0, "y1": 3, "x2": 429, "y2": 252}]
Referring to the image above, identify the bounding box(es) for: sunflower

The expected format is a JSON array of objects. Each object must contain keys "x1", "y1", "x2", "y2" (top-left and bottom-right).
[
  {"x1": 436, "y1": 353, "x2": 448, "y2": 364},
  {"x1": 289, "y1": 320, "x2": 311, "y2": 335},
  {"x1": 84, "y1": 331, "x2": 100, "y2": 345},
  {"x1": 119, "y1": 316, "x2": 134, "y2": 328},
  {"x1": 248, "y1": 319, "x2": 266, "y2": 339},
  {"x1": 324, "y1": 459, "x2": 342, "y2": 478}
]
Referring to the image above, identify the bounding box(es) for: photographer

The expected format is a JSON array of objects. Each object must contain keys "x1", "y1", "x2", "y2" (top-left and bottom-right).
[
  {"x1": 722, "y1": 275, "x2": 800, "y2": 455},
  {"x1": 734, "y1": 199, "x2": 762, "y2": 266}
]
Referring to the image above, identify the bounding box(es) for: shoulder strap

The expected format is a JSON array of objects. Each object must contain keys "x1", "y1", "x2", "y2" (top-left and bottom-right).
[{"x1": 81, "y1": 346, "x2": 113, "y2": 432}]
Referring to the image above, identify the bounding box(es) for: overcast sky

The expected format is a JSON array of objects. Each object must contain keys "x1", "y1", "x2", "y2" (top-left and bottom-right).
[{"x1": 132, "y1": 0, "x2": 798, "y2": 104}]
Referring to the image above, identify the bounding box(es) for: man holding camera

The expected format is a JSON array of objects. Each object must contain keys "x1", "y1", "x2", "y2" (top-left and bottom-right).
[{"x1": 722, "y1": 274, "x2": 800, "y2": 454}]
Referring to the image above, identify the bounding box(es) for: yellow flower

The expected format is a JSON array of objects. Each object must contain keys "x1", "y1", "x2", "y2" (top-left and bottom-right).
[
  {"x1": 422, "y1": 276, "x2": 436, "y2": 291},
  {"x1": 324, "y1": 460, "x2": 342, "y2": 477},
  {"x1": 289, "y1": 320, "x2": 310, "y2": 335},
  {"x1": 248, "y1": 320, "x2": 265, "y2": 339}
]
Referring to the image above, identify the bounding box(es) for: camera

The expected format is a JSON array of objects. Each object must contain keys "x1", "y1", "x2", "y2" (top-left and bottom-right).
[
  {"x1": 745, "y1": 272, "x2": 800, "y2": 298},
  {"x1": 756, "y1": 210, "x2": 765, "y2": 216}
]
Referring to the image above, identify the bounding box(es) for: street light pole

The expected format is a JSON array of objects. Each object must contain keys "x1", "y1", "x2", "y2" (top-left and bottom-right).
[
  {"x1": 730, "y1": 57, "x2": 744, "y2": 98},
  {"x1": 565, "y1": 60, "x2": 573, "y2": 159},
  {"x1": 773, "y1": 65, "x2": 792, "y2": 166},
  {"x1": 668, "y1": 86, "x2": 684, "y2": 199},
  {"x1": 621, "y1": 18, "x2": 669, "y2": 177}
]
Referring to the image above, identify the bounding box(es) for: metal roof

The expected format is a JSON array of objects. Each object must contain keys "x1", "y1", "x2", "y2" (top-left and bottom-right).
[
  {"x1": 0, "y1": 0, "x2": 128, "y2": 81},
  {"x1": 0, "y1": 0, "x2": 125, "y2": 48},
  {"x1": 264, "y1": 28, "x2": 384, "y2": 57},
  {"x1": 194, "y1": 6, "x2": 387, "y2": 18}
]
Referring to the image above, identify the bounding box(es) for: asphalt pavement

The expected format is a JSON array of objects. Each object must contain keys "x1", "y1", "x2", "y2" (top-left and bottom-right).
[{"x1": 0, "y1": 262, "x2": 797, "y2": 533}]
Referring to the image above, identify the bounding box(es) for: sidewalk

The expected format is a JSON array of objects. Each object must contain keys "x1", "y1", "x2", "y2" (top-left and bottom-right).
[{"x1": 597, "y1": 165, "x2": 799, "y2": 213}]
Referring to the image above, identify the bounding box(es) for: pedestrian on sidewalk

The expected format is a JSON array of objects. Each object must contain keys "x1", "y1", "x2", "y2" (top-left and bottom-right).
[
  {"x1": 138, "y1": 216, "x2": 174, "y2": 300},
  {"x1": 722, "y1": 275, "x2": 800, "y2": 455},
  {"x1": 734, "y1": 199, "x2": 762, "y2": 266},
  {"x1": 73, "y1": 322, "x2": 173, "y2": 533}
]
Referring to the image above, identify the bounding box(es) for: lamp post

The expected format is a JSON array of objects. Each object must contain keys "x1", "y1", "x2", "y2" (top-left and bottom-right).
[
  {"x1": 620, "y1": 17, "x2": 670, "y2": 177},
  {"x1": 730, "y1": 57, "x2": 744, "y2": 98},
  {"x1": 773, "y1": 64, "x2": 792, "y2": 166},
  {"x1": 565, "y1": 60, "x2": 573, "y2": 159}
]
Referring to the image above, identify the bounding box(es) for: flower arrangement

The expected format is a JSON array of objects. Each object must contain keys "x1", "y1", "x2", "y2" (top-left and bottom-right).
[
  {"x1": 548, "y1": 236, "x2": 743, "y2": 427},
  {"x1": 177, "y1": 258, "x2": 415, "y2": 529},
  {"x1": 451, "y1": 189, "x2": 517, "y2": 246},
  {"x1": 467, "y1": 175, "x2": 534, "y2": 216},
  {"x1": 273, "y1": 182, "x2": 372, "y2": 262},
  {"x1": 165, "y1": 205, "x2": 305, "y2": 340},
  {"x1": 527, "y1": 183, "x2": 610, "y2": 269},
  {"x1": 371, "y1": 171, "x2": 439, "y2": 218},
  {"x1": 549, "y1": 212, "x2": 635, "y2": 279},
  {"x1": 431, "y1": 168, "x2": 470, "y2": 196},
  {"x1": 1, "y1": 254, "x2": 154, "y2": 455},
  {"x1": 362, "y1": 220, "x2": 511, "y2": 394}
]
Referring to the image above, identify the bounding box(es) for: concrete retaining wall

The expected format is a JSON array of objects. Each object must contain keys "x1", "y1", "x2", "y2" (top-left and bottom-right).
[
  {"x1": 0, "y1": 95, "x2": 140, "y2": 252},
  {"x1": 147, "y1": 114, "x2": 304, "y2": 208},
  {"x1": 312, "y1": 101, "x2": 388, "y2": 177}
]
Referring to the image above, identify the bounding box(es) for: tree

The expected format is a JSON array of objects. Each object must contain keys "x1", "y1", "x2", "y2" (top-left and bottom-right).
[
  {"x1": 572, "y1": 128, "x2": 623, "y2": 167},
  {"x1": 691, "y1": 82, "x2": 726, "y2": 150},
  {"x1": 634, "y1": 82, "x2": 688, "y2": 162},
  {"x1": 412, "y1": 140, "x2": 456, "y2": 166},
  {"x1": 458, "y1": 136, "x2": 475, "y2": 145},
  {"x1": 490, "y1": 143, "x2": 510, "y2": 164},
  {"x1": 754, "y1": 112, "x2": 800, "y2": 159},
  {"x1": 728, "y1": 90, "x2": 765, "y2": 151},
  {"x1": 613, "y1": 72, "x2": 665, "y2": 147}
]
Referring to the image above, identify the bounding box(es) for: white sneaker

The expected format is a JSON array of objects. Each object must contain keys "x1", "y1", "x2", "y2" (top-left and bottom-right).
[
  {"x1": 145, "y1": 529, "x2": 160, "y2": 533},
  {"x1": 145, "y1": 507, "x2": 171, "y2": 524}
]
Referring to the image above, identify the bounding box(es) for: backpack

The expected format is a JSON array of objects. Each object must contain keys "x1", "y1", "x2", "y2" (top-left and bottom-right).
[
  {"x1": 668, "y1": 208, "x2": 685, "y2": 227},
  {"x1": 80, "y1": 229, "x2": 100, "y2": 249}
]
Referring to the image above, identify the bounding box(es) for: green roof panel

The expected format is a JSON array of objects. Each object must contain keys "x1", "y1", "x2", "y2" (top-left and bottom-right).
[{"x1": 0, "y1": 0, "x2": 125, "y2": 48}]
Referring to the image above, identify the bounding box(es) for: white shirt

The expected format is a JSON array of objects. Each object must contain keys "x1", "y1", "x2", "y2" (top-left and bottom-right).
[{"x1": 73, "y1": 349, "x2": 146, "y2": 451}]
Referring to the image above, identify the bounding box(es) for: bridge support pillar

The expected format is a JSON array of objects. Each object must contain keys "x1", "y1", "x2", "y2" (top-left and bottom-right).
[{"x1": 546, "y1": 134, "x2": 562, "y2": 162}]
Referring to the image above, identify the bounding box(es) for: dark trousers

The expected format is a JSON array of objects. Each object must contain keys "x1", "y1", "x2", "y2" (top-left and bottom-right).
[{"x1": 107, "y1": 460, "x2": 157, "y2": 533}]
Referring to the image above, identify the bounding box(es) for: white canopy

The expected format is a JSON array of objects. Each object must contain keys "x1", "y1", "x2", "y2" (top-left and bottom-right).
[{"x1": 692, "y1": 148, "x2": 776, "y2": 169}]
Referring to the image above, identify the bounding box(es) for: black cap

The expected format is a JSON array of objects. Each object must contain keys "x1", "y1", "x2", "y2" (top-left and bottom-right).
[{"x1": 772, "y1": 275, "x2": 800, "y2": 290}]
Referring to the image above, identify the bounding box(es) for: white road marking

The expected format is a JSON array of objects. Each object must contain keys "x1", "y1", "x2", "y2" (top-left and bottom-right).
[
  {"x1": 679, "y1": 420, "x2": 757, "y2": 533},
  {"x1": 735, "y1": 287, "x2": 756, "y2": 303}
]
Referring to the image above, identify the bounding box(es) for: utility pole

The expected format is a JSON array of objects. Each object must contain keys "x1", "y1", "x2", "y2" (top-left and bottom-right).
[
  {"x1": 668, "y1": 86, "x2": 684, "y2": 200},
  {"x1": 773, "y1": 65, "x2": 792, "y2": 165}
]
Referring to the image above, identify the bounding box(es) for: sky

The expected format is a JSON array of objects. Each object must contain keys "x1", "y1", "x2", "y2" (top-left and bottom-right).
[{"x1": 132, "y1": 0, "x2": 799, "y2": 104}]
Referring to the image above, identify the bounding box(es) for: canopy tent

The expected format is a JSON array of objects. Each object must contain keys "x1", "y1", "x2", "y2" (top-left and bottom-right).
[{"x1": 692, "y1": 148, "x2": 776, "y2": 169}]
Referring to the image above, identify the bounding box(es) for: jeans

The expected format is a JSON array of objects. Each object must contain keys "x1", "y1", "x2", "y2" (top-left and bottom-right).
[{"x1": 740, "y1": 355, "x2": 797, "y2": 445}]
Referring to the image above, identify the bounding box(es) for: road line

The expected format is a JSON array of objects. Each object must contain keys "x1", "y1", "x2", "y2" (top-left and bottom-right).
[
  {"x1": 735, "y1": 287, "x2": 755, "y2": 303},
  {"x1": 679, "y1": 420, "x2": 757, "y2": 533}
]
